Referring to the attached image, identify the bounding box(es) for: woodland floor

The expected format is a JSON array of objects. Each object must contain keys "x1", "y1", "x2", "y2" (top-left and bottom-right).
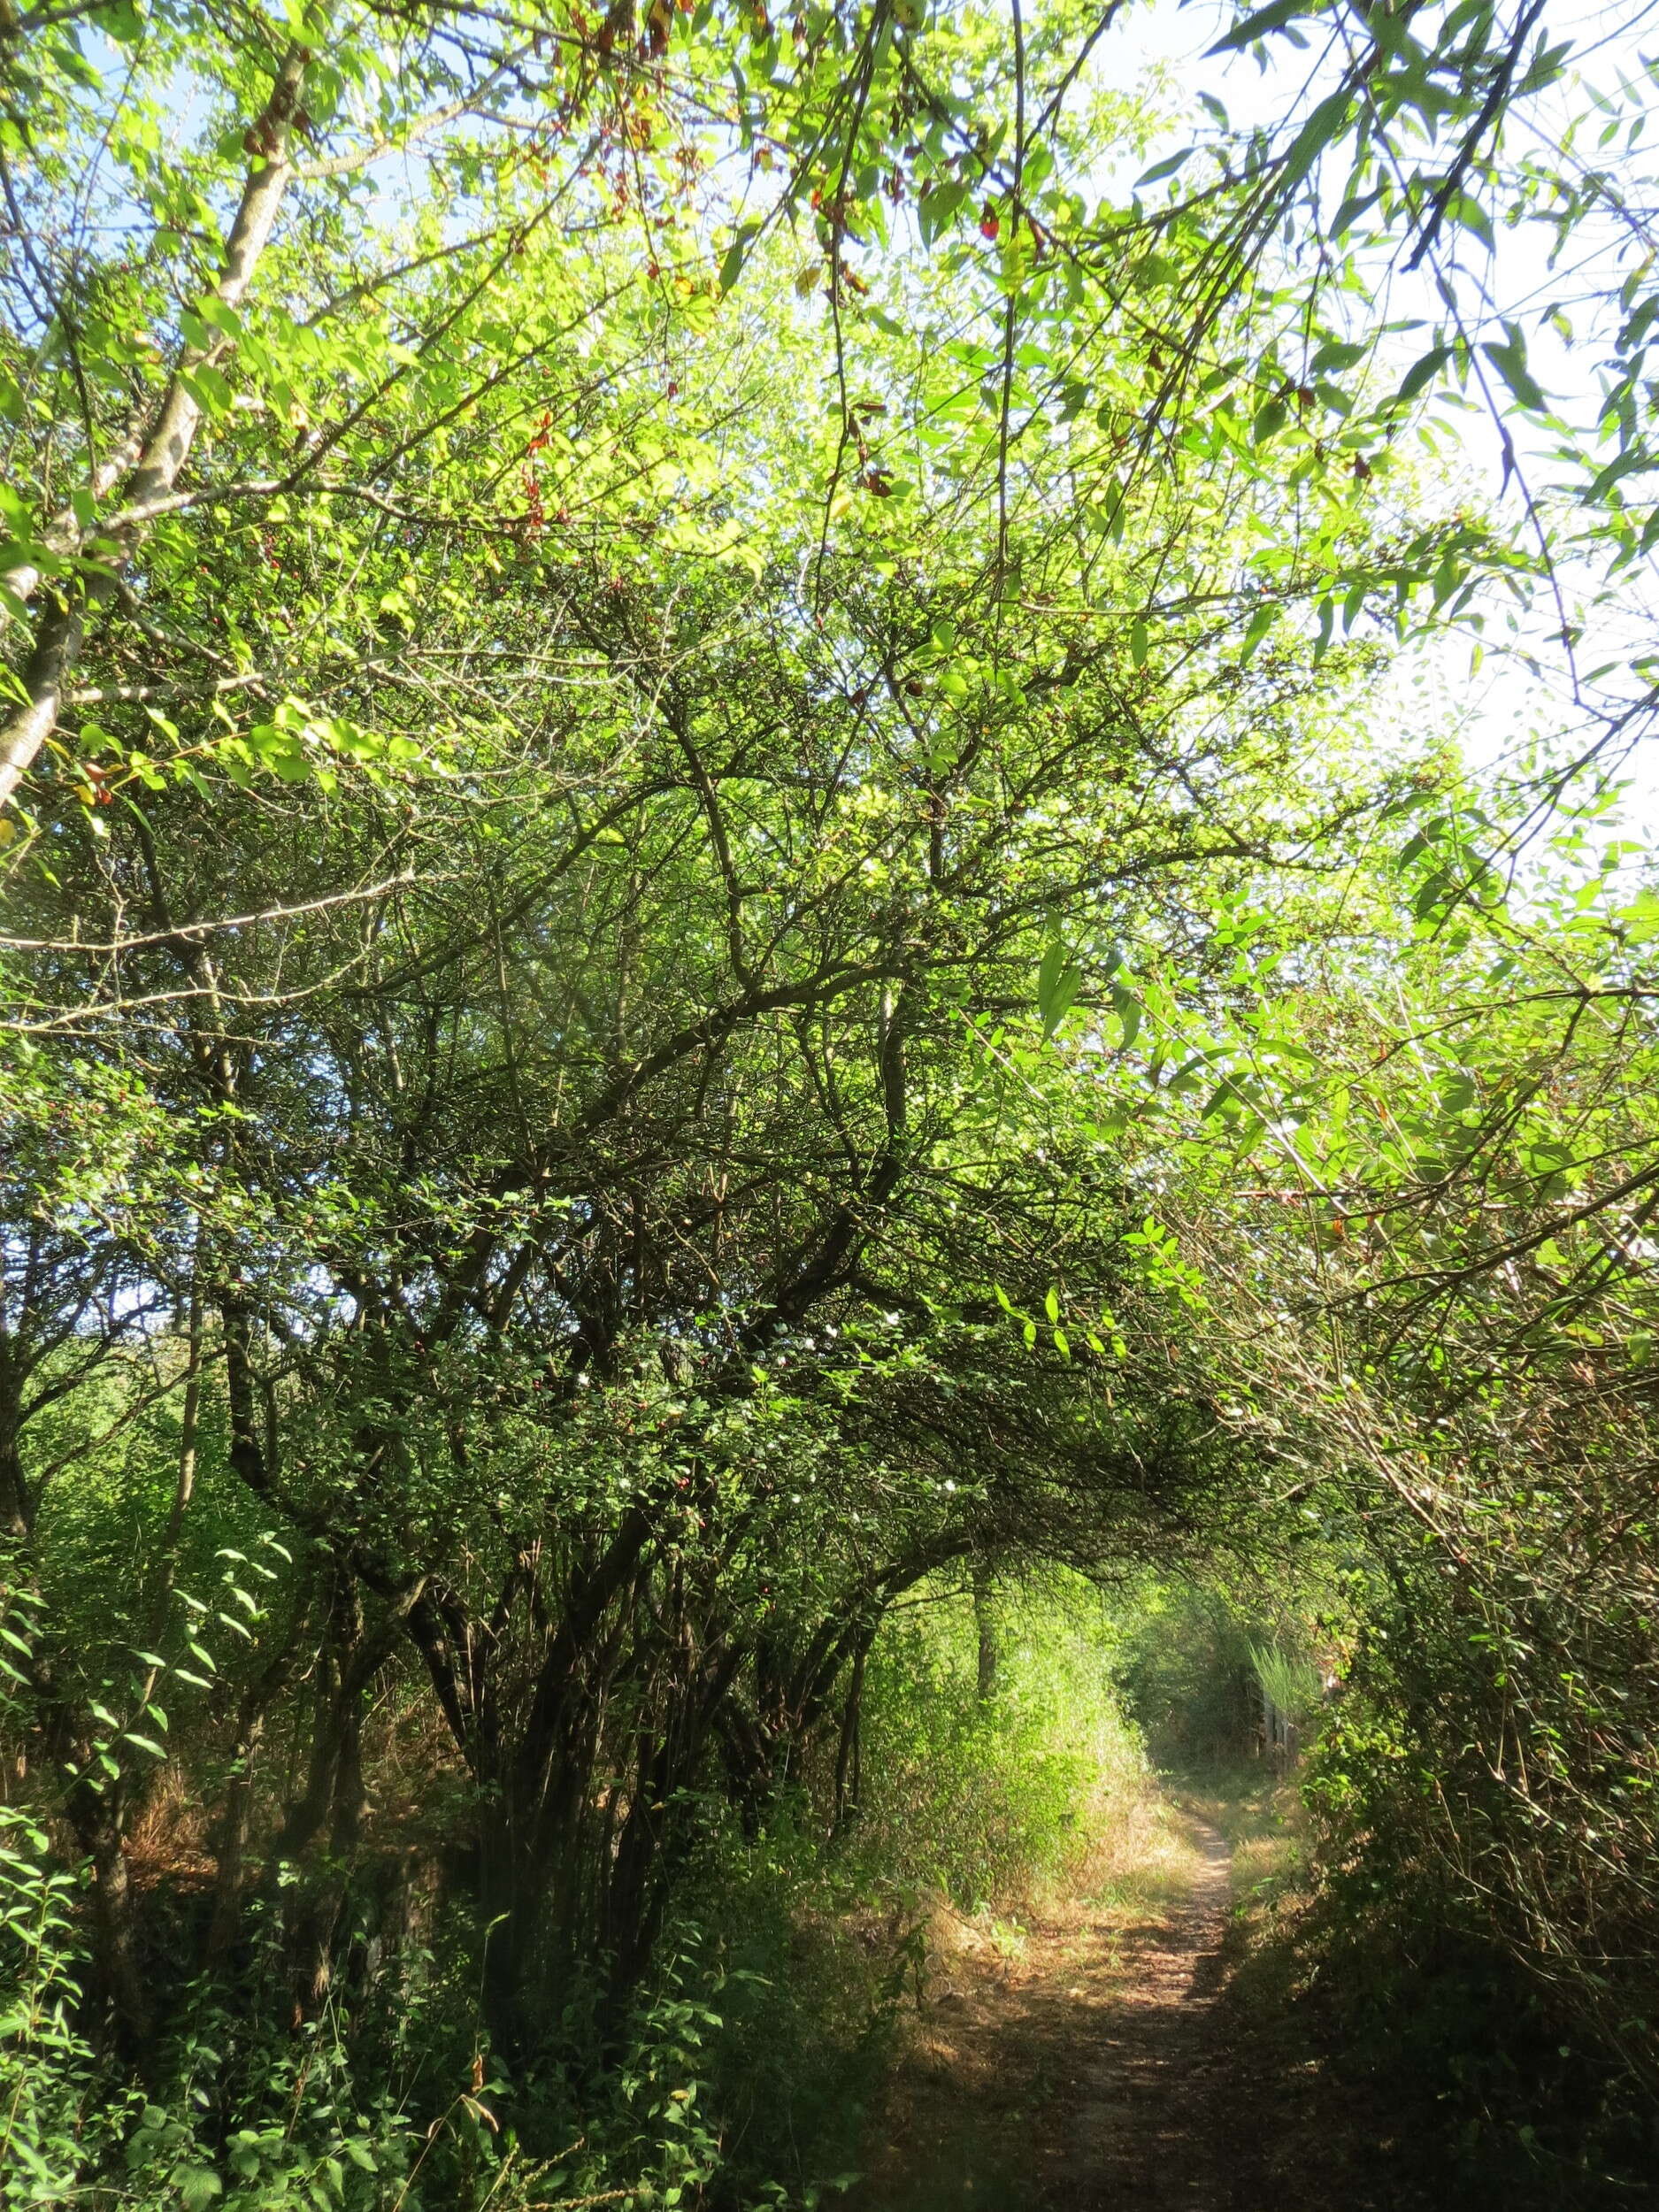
[{"x1": 845, "y1": 1773, "x2": 1434, "y2": 2212}]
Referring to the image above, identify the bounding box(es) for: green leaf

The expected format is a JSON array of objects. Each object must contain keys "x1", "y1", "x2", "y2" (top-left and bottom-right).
[
  {"x1": 918, "y1": 180, "x2": 967, "y2": 249},
  {"x1": 718, "y1": 222, "x2": 763, "y2": 296},
  {"x1": 1330, "y1": 189, "x2": 1380, "y2": 239},
  {"x1": 1209, "y1": 0, "x2": 1315, "y2": 54},
  {"x1": 195, "y1": 296, "x2": 243, "y2": 338},
  {"x1": 179, "y1": 363, "x2": 231, "y2": 417},
  {"x1": 1586, "y1": 446, "x2": 1654, "y2": 503},
  {"x1": 1279, "y1": 88, "x2": 1352, "y2": 196},
  {"x1": 1451, "y1": 192, "x2": 1494, "y2": 251},
  {"x1": 1394, "y1": 342, "x2": 1453, "y2": 407},
  {"x1": 1240, "y1": 603, "x2": 1278, "y2": 663},
  {"x1": 1310, "y1": 338, "x2": 1367, "y2": 373},
  {"x1": 1481, "y1": 323, "x2": 1547, "y2": 413},
  {"x1": 1037, "y1": 942, "x2": 1084, "y2": 1038}
]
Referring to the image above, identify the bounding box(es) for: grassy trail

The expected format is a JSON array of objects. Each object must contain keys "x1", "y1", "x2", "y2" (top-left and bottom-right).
[
  {"x1": 844, "y1": 1768, "x2": 1436, "y2": 2212},
  {"x1": 846, "y1": 1786, "x2": 1252, "y2": 2210},
  {"x1": 1055, "y1": 1808, "x2": 1233, "y2": 2206}
]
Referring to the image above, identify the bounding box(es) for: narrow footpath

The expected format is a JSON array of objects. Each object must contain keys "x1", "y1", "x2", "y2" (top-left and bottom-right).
[
  {"x1": 1041, "y1": 1812, "x2": 1233, "y2": 2208},
  {"x1": 849, "y1": 1786, "x2": 1420, "y2": 2212},
  {"x1": 849, "y1": 1804, "x2": 1239, "y2": 2212}
]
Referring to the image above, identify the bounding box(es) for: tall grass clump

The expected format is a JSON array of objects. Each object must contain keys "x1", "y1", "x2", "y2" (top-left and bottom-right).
[{"x1": 1247, "y1": 1641, "x2": 1323, "y2": 1728}]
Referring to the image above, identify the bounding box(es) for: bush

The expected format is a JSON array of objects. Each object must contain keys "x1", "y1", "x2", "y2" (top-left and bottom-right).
[
  {"x1": 1300, "y1": 1529, "x2": 1659, "y2": 2208},
  {"x1": 0, "y1": 1557, "x2": 1150, "y2": 2212}
]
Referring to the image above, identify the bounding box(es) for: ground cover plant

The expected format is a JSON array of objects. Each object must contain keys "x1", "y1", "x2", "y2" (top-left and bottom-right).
[{"x1": 3, "y1": 0, "x2": 1658, "y2": 2202}]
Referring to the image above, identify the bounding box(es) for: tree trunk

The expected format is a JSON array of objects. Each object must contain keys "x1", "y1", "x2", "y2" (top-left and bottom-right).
[
  {"x1": 206, "y1": 1708, "x2": 264, "y2": 1967},
  {"x1": 833, "y1": 1639, "x2": 869, "y2": 1833},
  {"x1": 973, "y1": 1564, "x2": 999, "y2": 1701},
  {"x1": 276, "y1": 1578, "x2": 389, "y2": 2011},
  {"x1": 65, "y1": 1784, "x2": 153, "y2": 2057}
]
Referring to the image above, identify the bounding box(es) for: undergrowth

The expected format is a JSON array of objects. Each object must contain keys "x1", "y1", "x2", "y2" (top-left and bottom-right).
[{"x1": 0, "y1": 1575, "x2": 1140, "y2": 2212}]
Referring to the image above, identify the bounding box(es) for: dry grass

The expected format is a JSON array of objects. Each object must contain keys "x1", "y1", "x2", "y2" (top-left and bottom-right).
[
  {"x1": 1077, "y1": 1780, "x2": 1210, "y2": 1924},
  {"x1": 1175, "y1": 1768, "x2": 1307, "y2": 1916},
  {"x1": 124, "y1": 1764, "x2": 217, "y2": 1888},
  {"x1": 844, "y1": 1759, "x2": 1241, "y2": 2212},
  {"x1": 843, "y1": 1765, "x2": 1337, "y2": 2212}
]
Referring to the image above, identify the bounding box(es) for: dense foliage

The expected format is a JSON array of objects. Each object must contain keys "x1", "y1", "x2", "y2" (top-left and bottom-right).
[{"x1": 3, "y1": 0, "x2": 1657, "y2": 2202}]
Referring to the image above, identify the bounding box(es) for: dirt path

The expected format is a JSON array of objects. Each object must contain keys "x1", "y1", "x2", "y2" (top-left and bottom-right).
[
  {"x1": 850, "y1": 1806, "x2": 1240, "y2": 2212},
  {"x1": 1047, "y1": 1813, "x2": 1233, "y2": 2208}
]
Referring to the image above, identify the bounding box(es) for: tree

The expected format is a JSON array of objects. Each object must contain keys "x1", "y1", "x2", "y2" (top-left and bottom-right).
[{"x1": 0, "y1": 146, "x2": 1400, "y2": 2054}]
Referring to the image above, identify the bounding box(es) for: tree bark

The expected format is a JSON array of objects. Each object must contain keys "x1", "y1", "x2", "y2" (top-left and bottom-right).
[
  {"x1": 65, "y1": 1784, "x2": 153, "y2": 2056},
  {"x1": 974, "y1": 1563, "x2": 999, "y2": 1701}
]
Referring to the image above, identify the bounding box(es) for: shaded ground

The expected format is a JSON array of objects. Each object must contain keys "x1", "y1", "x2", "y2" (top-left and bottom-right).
[
  {"x1": 848, "y1": 1778, "x2": 1427, "y2": 2212},
  {"x1": 1044, "y1": 1809, "x2": 1233, "y2": 2208}
]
